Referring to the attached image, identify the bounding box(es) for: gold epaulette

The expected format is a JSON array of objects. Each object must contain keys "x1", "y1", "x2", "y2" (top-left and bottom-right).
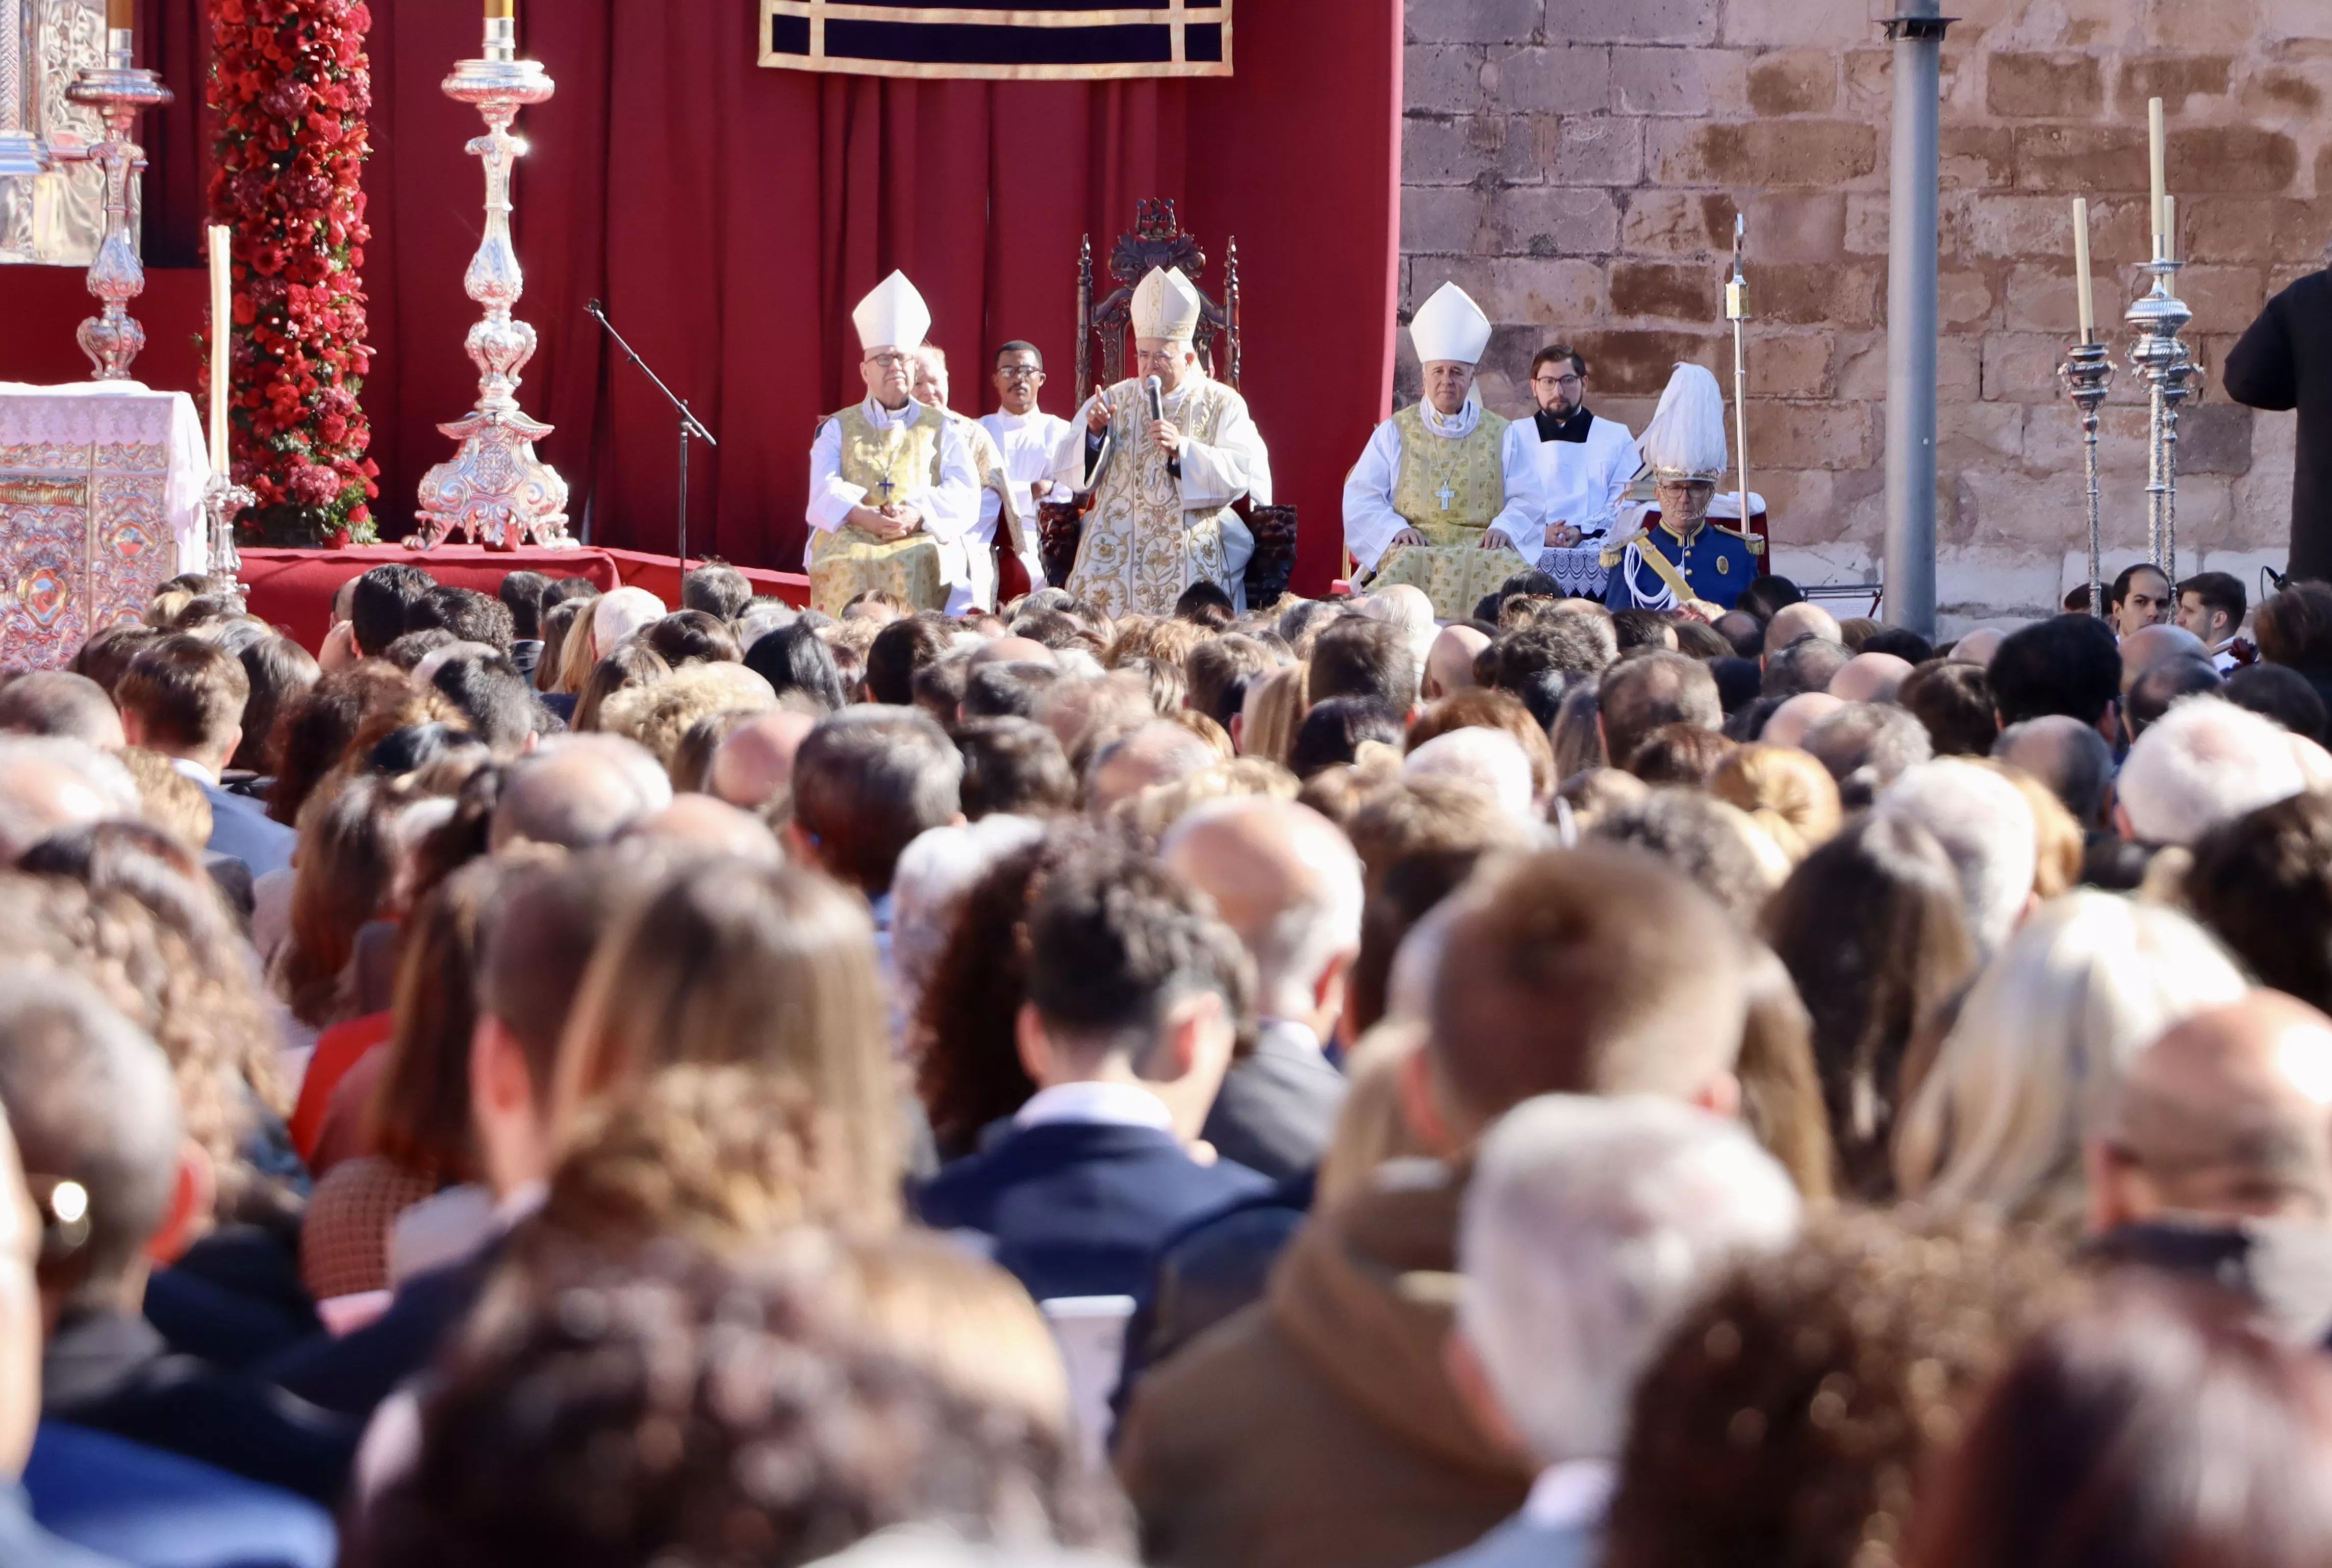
[
  {"x1": 1714, "y1": 524, "x2": 1767, "y2": 556},
  {"x1": 1599, "y1": 526, "x2": 1645, "y2": 570}
]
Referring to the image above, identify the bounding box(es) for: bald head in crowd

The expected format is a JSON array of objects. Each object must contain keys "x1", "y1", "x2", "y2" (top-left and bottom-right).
[
  {"x1": 1994, "y1": 714, "x2": 2115, "y2": 829},
  {"x1": 1950, "y1": 626, "x2": 2005, "y2": 668},
  {"x1": 708, "y1": 710, "x2": 819, "y2": 809},
  {"x1": 969, "y1": 636, "x2": 1056, "y2": 668},
  {"x1": 620, "y1": 796, "x2": 782, "y2": 862},
  {"x1": 491, "y1": 734, "x2": 674, "y2": 851},
  {"x1": 1085, "y1": 722, "x2": 1218, "y2": 820},
  {"x1": 1162, "y1": 797, "x2": 1364, "y2": 1031},
  {"x1": 1425, "y1": 625, "x2": 1490, "y2": 701},
  {"x1": 1763, "y1": 600, "x2": 1841, "y2": 656},
  {"x1": 2119, "y1": 622, "x2": 2209, "y2": 693},
  {"x1": 0, "y1": 673, "x2": 124, "y2": 750},
  {"x1": 0, "y1": 738, "x2": 141, "y2": 862},
  {"x1": 1759, "y1": 691, "x2": 1843, "y2": 751},
  {"x1": 2091, "y1": 992, "x2": 2332, "y2": 1230},
  {"x1": 1429, "y1": 844, "x2": 1747, "y2": 1147},
  {"x1": 1828, "y1": 652, "x2": 1912, "y2": 705}
]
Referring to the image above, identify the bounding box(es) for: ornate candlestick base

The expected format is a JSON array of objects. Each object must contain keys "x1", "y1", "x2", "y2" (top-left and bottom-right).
[
  {"x1": 2126, "y1": 257, "x2": 2201, "y2": 583},
  {"x1": 409, "y1": 20, "x2": 572, "y2": 551},
  {"x1": 200, "y1": 471, "x2": 254, "y2": 580},
  {"x1": 2057, "y1": 340, "x2": 2113, "y2": 620},
  {"x1": 53, "y1": 33, "x2": 171, "y2": 381}
]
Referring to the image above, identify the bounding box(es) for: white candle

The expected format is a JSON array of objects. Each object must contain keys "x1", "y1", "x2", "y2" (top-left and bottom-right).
[
  {"x1": 2164, "y1": 194, "x2": 2177, "y2": 266},
  {"x1": 2148, "y1": 96, "x2": 2167, "y2": 259},
  {"x1": 2072, "y1": 197, "x2": 2094, "y2": 342},
  {"x1": 208, "y1": 224, "x2": 231, "y2": 474}
]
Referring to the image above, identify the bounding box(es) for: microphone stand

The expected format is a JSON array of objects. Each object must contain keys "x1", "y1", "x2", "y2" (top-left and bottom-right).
[{"x1": 587, "y1": 299, "x2": 718, "y2": 585}]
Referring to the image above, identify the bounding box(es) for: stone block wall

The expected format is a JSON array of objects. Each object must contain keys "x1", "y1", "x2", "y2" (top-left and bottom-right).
[{"x1": 1399, "y1": 0, "x2": 2330, "y2": 620}]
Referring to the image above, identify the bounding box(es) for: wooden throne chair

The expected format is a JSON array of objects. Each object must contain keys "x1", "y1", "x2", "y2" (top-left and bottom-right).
[{"x1": 1035, "y1": 198, "x2": 1299, "y2": 609}]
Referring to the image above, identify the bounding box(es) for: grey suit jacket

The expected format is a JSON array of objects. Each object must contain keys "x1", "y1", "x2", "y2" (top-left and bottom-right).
[{"x1": 1200, "y1": 1018, "x2": 1347, "y2": 1184}]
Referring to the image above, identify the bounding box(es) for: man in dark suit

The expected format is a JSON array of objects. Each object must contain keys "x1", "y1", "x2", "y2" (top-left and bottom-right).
[
  {"x1": 0, "y1": 970, "x2": 354, "y2": 1503},
  {"x1": 916, "y1": 845, "x2": 1272, "y2": 1303},
  {"x1": 2226, "y1": 265, "x2": 2332, "y2": 583},
  {"x1": 112, "y1": 638, "x2": 294, "y2": 881},
  {"x1": 1161, "y1": 797, "x2": 1356, "y2": 1183},
  {"x1": 25, "y1": 1423, "x2": 334, "y2": 1568}
]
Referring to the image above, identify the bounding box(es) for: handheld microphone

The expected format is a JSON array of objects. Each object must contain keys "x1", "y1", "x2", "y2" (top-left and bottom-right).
[{"x1": 1145, "y1": 375, "x2": 1180, "y2": 478}]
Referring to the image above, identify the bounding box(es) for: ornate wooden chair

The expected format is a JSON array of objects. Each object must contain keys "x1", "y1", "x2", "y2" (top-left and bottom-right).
[{"x1": 1036, "y1": 199, "x2": 1299, "y2": 608}]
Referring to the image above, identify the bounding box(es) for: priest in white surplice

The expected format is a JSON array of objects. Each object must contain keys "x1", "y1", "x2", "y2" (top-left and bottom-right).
[
  {"x1": 978, "y1": 340, "x2": 1071, "y2": 595},
  {"x1": 1342, "y1": 281, "x2": 1541, "y2": 620},
  {"x1": 912, "y1": 344, "x2": 1043, "y2": 611},
  {"x1": 1049, "y1": 266, "x2": 1272, "y2": 618},
  {"x1": 804, "y1": 270, "x2": 980, "y2": 615}
]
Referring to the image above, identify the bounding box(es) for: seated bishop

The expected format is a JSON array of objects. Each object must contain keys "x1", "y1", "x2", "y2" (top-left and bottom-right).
[
  {"x1": 1049, "y1": 266, "x2": 1272, "y2": 618},
  {"x1": 912, "y1": 344, "x2": 1042, "y2": 611},
  {"x1": 1601, "y1": 362, "x2": 1761, "y2": 613},
  {"x1": 1342, "y1": 282, "x2": 1541, "y2": 620},
  {"x1": 804, "y1": 271, "x2": 980, "y2": 616}
]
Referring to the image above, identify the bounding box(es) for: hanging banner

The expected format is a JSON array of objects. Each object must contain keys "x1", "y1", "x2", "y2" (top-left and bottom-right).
[{"x1": 758, "y1": 0, "x2": 1233, "y2": 81}]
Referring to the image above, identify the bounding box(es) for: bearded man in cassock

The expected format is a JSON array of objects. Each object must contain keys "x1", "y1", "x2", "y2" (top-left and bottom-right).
[
  {"x1": 1342, "y1": 282, "x2": 1540, "y2": 620},
  {"x1": 1050, "y1": 266, "x2": 1272, "y2": 618},
  {"x1": 912, "y1": 344, "x2": 1042, "y2": 611},
  {"x1": 804, "y1": 271, "x2": 980, "y2": 615},
  {"x1": 1602, "y1": 362, "x2": 1760, "y2": 613}
]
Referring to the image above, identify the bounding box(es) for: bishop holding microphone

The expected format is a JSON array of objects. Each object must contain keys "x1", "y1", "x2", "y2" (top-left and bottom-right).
[{"x1": 1049, "y1": 266, "x2": 1273, "y2": 617}]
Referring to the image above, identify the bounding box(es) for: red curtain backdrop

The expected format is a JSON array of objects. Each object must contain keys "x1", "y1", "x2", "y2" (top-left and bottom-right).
[{"x1": 12, "y1": 0, "x2": 1399, "y2": 594}]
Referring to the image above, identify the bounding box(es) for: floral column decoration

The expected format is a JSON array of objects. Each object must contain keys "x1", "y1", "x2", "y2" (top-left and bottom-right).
[{"x1": 207, "y1": 0, "x2": 379, "y2": 545}]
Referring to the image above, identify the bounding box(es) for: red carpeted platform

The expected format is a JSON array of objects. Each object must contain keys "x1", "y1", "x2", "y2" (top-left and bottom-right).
[{"x1": 237, "y1": 545, "x2": 810, "y2": 651}]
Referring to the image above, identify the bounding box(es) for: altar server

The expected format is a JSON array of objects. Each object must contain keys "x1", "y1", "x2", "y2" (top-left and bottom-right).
[
  {"x1": 981, "y1": 341, "x2": 1075, "y2": 592},
  {"x1": 1342, "y1": 282, "x2": 1540, "y2": 620},
  {"x1": 1050, "y1": 266, "x2": 1271, "y2": 618},
  {"x1": 805, "y1": 271, "x2": 980, "y2": 615},
  {"x1": 912, "y1": 345, "x2": 1042, "y2": 611},
  {"x1": 1525, "y1": 343, "x2": 1637, "y2": 548},
  {"x1": 1601, "y1": 363, "x2": 1760, "y2": 613}
]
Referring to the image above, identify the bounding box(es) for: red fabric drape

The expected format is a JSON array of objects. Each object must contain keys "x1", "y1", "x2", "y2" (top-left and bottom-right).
[{"x1": 58, "y1": 1, "x2": 1399, "y2": 593}]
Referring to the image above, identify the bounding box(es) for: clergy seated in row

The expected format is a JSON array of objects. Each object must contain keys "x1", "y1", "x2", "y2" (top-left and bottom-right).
[
  {"x1": 1601, "y1": 362, "x2": 1761, "y2": 614},
  {"x1": 804, "y1": 270, "x2": 980, "y2": 616},
  {"x1": 1341, "y1": 282, "x2": 1541, "y2": 621},
  {"x1": 912, "y1": 345, "x2": 1046, "y2": 611},
  {"x1": 1522, "y1": 343, "x2": 1638, "y2": 598},
  {"x1": 1050, "y1": 265, "x2": 1273, "y2": 619}
]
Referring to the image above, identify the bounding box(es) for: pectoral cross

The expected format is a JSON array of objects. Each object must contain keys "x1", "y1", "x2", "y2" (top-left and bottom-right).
[
  {"x1": 875, "y1": 474, "x2": 896, "y2": 504},
  {"x1": 1435, "y1": 482, "x2": 1455, "y2": 512}
]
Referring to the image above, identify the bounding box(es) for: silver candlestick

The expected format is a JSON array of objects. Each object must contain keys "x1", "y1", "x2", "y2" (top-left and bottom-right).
[
  {"x1": 200, "y1": 471, "x2": 253, "y2": 579},
  {"x1": 410, "y1": 14, "x2": 571, "y2": 550},
  {"x1": 2058, "y1": 340, "x2": 2113, "y2": 620},
  {"x1": 49, "y1": 29, "x2": 170, "y2": 380},
  {"x1": 2126, "y1": 256, "x2": 2201, "y2": 583}
]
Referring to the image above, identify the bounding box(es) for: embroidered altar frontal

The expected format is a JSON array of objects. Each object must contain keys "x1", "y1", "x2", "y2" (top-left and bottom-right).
[
  {"x1": 0, "y1": 390, "x2": 203, "y2": 668},
  {"x1": 759, "y1": 0, "x2": 1232, "y2": 80}
]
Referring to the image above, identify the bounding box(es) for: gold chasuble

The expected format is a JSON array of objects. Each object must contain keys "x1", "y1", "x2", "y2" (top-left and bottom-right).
[
  {"x1": 1367, "y1": 402, "x2": 1531, "y2": 620},
  {"x1": 808, "y1": 404, "x2": 951, "y2": 615},
  {"x1": 1067, "y1": 376, "x2": 1263, "y2": 620}
]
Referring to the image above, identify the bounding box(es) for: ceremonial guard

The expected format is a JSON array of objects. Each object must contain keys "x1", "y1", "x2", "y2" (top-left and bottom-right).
[
  {"x1": 1601, "y1": 362, "x2": 1761, "y2": 613},
  {"x1": 1342, "y1": 282, "x2": 1540, "y2": 619},
  {"x1": 1051, "y1": 266, "x2": 1271, "y2": 618},
  {"x1": 804, "y1": 271, "x2": 980, "y2": 615}
]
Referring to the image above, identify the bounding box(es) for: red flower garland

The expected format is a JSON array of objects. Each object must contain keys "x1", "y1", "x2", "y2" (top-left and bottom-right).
[{"x1": 206, "y1": 0, "x2": 379, "y2": 545}]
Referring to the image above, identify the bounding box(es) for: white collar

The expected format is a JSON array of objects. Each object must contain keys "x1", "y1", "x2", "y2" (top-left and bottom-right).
[
  {"x1": 1012, "y1": 1080, "x2": 1175, "y2": 1133},
  {"x1": 167, "y1": 755, "x2": 220, "y2": 788},
  {"x1": 1522, "y1": 1459, "x2": 1616, "y2": 1532},
  {"x1": 862, "y1": 395, "x2": 923, "y2": 429},
  {"x1": 985, "y1": 407, "x2": 1052, "y2": 429},
  {"x1": 1418, "y1": 399, "x2": 1481, "y2": 440}
]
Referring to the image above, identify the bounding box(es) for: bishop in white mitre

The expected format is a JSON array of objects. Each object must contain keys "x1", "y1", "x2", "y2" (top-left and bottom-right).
[
  {"x1": 1048, "y1": 266, "x2": 1272, "y2": 618},
  {"x1": 1342, "y1": 281, "x2": 1542, "y2": 621},
  {"x1": 805, "y1": 270, "x2": 981, "y2": 615},
  {"x1": 979, "y1": 340, "x2": 1074, "y2": 594}
]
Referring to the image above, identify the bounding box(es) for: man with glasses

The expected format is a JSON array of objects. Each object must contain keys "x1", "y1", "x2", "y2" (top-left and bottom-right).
[
  {"x1": 978, "y1": 342, "x2": 1071, "y2": 597},
  {"x1": 1049, "y1": 266, "x2": 1271, "y2": 618},
  {"x1": 1342, "y1": 281, "x2": 1541, "y2": 619},
  {"x1": 804, "y1": 270, "x2": 980, "y2": 615},
  {"x1": 1525, "y1": 345, "x2": 1637, "y2": 599}
]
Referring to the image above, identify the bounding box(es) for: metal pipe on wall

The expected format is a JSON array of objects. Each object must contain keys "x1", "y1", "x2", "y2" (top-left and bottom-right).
[{"x1": 1881, "y1": 0, "x2": 1949, "y2": 638}]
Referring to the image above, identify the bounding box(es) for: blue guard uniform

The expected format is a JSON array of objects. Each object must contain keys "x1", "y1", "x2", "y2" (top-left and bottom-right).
[{"x1": 1604, "y1": 518, "x2": 1760, "y2": 612}]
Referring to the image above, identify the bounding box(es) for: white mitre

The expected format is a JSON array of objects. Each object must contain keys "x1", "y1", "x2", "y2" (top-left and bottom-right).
[
  {"x1": 1132, "y1": 266, "x2": 1204, "y2": 343},
  {"x1": 1638, "y1": 362, "x2": 1729, "y2": 481},
  {"x1": 853, "y1": 270, "x2": 932, "y2": 354},
  {"x1": 1409, "y1": 282, "x2": 1492, "y2": 367}
]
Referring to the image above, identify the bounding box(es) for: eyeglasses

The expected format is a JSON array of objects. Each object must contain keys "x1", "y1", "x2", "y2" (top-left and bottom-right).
[
  {"x1": 1533, "y1": 374, "x2": 1584, "y2": 390},
  {"x1": 996, "y1": 365, "x2": 1043, "y2": 382},
  {"x1": 864, "y1": 351, "x2": 911, "y2": 371},
  {"x1": 26, "y1": 1175, "x2": 89, "y2": 1262},
  {"x1": 1133, "y1": 348, "x2": 1185, "y2": 369}
]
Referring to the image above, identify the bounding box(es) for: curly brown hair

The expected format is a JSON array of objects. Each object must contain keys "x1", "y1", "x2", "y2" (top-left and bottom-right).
[{"x1": 1603, "y1": 1207, "x2": 2085, "y2": 1568}]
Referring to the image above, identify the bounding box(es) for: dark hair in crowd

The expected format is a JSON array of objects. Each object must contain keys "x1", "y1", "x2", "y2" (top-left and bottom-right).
[
  {"x1": 351, "y1": 564, "x2": 434, "y2": 657},
  {"x1": 2185, "y1": 791, "x2": 2332, "y2": 1015},
  {"x1": 2225, "y1": 662, "x2": 2328, "y2": 743},
  {"x1": 954, "y1": 717, "x2": 1075, "y2": 820},
  {"x1": 642, "y1": 610, "x2": 742, "y2": 669},
  {"x1": 680, "y1": 562, "x2": 754, "y2": 622},
  {"x1": 495, "y1": 571, "x2": 549, "y2": 642},
  {"x1": 1989, "y1": 613, "x2": 2121, "y2": 727},
  {"x1": 866, "y1": 614, "x2": 954, "y2": 707},
  {"x1": 1024, "y1": 846, "x2": 1251, "y2": 1067},
  {"x1": 406, "y1": 585, "x2": 514, "y2": 651},
  {"x1": 1898, "y1": 660, "x2": 1996, "y2": 757},
  {"x1": 744, "y1": 622, "x2": 849, "y2": 713},
  {"x1": 1289, "y1": 696, "x2": 1406, "y2": 780},
  {"x1": 790, "y1": 709, "x2": 964, "y2": 895},
  {"x1": 1307, "y1": 615, "x2": 1416, "y2": 710}
]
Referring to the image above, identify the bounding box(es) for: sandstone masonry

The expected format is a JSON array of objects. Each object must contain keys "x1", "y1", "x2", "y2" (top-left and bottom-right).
[{"x1": 1399, "y1": 0, "x2": 2332, "y2": 622}]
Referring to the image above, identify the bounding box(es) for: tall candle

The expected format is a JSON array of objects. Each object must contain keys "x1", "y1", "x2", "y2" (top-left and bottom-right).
[
  {"x1": 106, "y1": 0, "x2": 131, "y2": 29},
  {"x1": 486, "y1": 0, "x2": 513, "y2": 16},
  {"x1": 2148, "y1": 96, "x2": 2167, "y2": 258},
  {"x1": 2164, "y1": 194, "x2": 2177, "y2": 266},
  {"x1": 2072, "y1": 197, "x2": 2095, "y2": 342},
  {"x1": 208, "y1": 225, "x2": 231, "y2": 474}
]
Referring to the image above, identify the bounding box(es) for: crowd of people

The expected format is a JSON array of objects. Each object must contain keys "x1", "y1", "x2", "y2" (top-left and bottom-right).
[{"x1": 1, "y1": 552, "x2": 2331, "y2": 1566}]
